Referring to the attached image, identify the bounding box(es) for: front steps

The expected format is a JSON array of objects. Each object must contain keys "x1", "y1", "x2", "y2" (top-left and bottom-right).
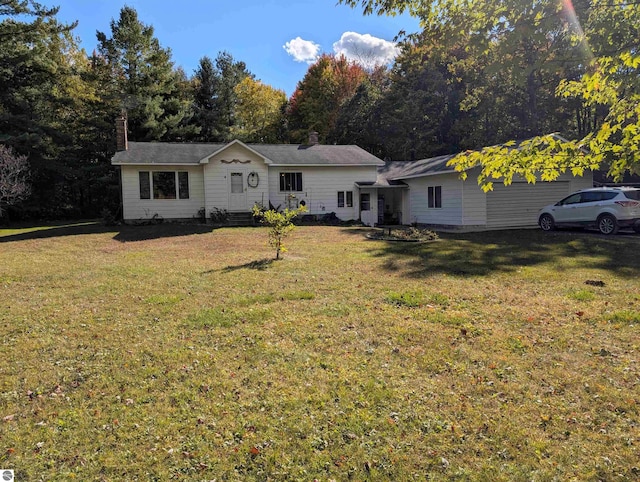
[{"x1": 226, "y1": 212, "x2": 255, "y2": 227}]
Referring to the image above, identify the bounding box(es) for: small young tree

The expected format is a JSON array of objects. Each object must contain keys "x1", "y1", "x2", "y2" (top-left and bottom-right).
[
  {"x1": 0, "y1": 145, "x2": 31, "y2": 218},
  {"x1": 252, "y1": 205, "x2": 307, "y2": 260}
]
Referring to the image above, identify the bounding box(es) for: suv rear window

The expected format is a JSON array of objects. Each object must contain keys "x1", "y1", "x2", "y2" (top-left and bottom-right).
[
  {"x1": 581, "y1": 192, "x2": 602, "y2": 202},
  {"x1": 622, "y1": 190, "x2": 640, "y2": 201}
]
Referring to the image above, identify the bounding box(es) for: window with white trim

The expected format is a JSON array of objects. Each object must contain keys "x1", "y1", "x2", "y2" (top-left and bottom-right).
[
  {"x1": 139, "y1": 172, "x2": 150, "y2": 199},
  {"x1": 280, "y1": 172, "x2": 303, "y2": 191},
  {"x1": 428, "y1": 186, "x2": 442, "y2": 208},
  {"x1": 139, "y1": 171, "x2": 190, "y2": 200},
  {"x1": 337, "y1": 190, "x2": 354, "y2": 208},
  {"x1": 178, "y1": 172, "x2": 189, "y2": 199}
]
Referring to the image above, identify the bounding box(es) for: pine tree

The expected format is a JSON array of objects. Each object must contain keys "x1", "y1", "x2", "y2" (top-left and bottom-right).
[
  {"x1": 193, "y1": 51, "x2": 253, "y2": 142},
  {"x1": 97, "y1": 6, "x2": 195, "y2": 141}
]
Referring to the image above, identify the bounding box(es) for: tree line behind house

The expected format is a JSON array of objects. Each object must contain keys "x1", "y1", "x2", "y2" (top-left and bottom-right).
[{"x1": 1, "y1": 0, "x2": 638, "y2": 220}]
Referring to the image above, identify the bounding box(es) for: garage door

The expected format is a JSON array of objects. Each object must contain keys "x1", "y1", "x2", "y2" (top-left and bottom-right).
[{"x1": 486, "y1": 182, "x2": 570, "y2": 228}]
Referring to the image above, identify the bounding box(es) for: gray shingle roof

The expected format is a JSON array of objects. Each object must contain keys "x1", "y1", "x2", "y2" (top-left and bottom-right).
[
  {"x1": 112, "y1": 142, "x2": 225, "y2": 165},
  {"x1": 112, "y1": 141, "x2": 385, "y2": 167},
  {"x1": 384, "y1": 155, "x2": 458, "y2": 180},
  {"x1": 385, "y1": 134, "x2": 579, "y2": 181}
]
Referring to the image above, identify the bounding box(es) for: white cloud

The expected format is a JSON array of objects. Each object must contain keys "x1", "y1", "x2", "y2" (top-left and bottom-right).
[
  {"x1": 332, "y1": 32, "x2": 400, "y2": 69},
  {"x1": 283, "y1": 37, "x2": 321, "y2": 64}
]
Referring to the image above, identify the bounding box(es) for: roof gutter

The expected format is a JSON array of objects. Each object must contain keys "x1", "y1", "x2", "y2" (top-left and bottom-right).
[
  {"x1": 389, "y1": 169, "x2": 461, "y2": 181},
  {"x1": 270, "y1": 163, "x2": 384, "y2": 167},
  {"x1": 111, "y1": 162, "x2": 201, "y2": 167}
]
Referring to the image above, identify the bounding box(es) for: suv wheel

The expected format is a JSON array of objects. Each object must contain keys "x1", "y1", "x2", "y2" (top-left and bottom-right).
[
  {"x1": 539, "y1": 214, "x2": 555, "y2": 231},
  {"x1": 597, "y1": 214, "x2": 618, "y2": 235}
]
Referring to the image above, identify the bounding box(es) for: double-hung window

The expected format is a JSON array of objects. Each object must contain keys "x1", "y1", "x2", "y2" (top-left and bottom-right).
[
  {"x1": 428, "y1": 186, "x2": 442, "y2": 208},
  {"x1": 280, "y1": 172, "x2": 303, "y2": 191},
  {"x1": 337, "y1": 190, "x2": 354, "y2": 208}
]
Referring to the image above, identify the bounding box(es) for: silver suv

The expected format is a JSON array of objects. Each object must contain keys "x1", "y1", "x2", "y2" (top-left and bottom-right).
[{"x1": 538, "y1": 187, "x2": 640, "y2": 235}]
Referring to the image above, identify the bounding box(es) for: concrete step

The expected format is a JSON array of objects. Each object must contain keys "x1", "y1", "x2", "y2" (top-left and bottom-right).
[{"x1": 226, "y1": 212, "x2": 255, "y2": 226}]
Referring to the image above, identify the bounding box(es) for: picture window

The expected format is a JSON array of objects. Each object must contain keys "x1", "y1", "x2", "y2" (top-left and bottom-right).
[
  {"x1": 139, "y1": 171, "x2": 190, "y2": 200},
  {"x1": 280, "y1": 172, "x2": 303, "y2": 191}
]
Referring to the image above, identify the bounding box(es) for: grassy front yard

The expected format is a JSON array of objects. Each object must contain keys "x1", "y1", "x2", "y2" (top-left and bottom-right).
[{"x1": 0, "y1": 223, "x2": 638, "y2": 480}]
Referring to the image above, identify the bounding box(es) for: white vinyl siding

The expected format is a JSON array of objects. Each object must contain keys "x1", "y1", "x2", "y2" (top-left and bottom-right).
[
  {"x1": 461, "y1": 171, "x2": 487, "y2": 225},
  {"x1": 120, "y1": 165, "x2": 204, "y2": 221},
  {"x1": 203, "y1": 144, "x2": 270, "y2": 214},
  {"x1": 404, "y1": 170, "x2": 593, "y2": 229},
  {"x1": 405, "y1": 173, "x2": 465, "y2": 225},
  {"x1": 268, "y1": 166, "x2": 376, "y2": 221}
]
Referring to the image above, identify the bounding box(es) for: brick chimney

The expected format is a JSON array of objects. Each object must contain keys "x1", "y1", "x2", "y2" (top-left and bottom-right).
[
  {"x1": 308, "y1": 131, "x2": 319, "y2": 146},
  {"x1": 115, "y1": 114, "x2": 128, "y2": 151}
]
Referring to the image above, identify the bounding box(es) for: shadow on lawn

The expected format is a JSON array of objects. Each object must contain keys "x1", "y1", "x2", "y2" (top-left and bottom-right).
[
  {"x1": 217, "y1": 258, "x2": 275, "y2": 273},
  {"x1": 362, "y1": 228, "x2": 640, "y2": 279},
  {"x1": 0, "y1": 221, "x2": 214, "y2": 243}
]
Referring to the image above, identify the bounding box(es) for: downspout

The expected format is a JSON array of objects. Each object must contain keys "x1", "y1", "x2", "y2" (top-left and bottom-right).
[
  {"x1": 460, "y1": 177, "x2": 464, "y2": 226},
  {"x1": 118, "y1": 166, "x2": 123, "y2": 221},
  {"x1": 203, "y1": 162, "x2": 207, "y2": 224}
]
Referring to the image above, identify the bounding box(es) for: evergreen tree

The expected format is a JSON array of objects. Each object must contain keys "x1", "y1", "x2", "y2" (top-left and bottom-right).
[
  {"x1": 193, "y1": 51, "x2": 253, "y2": 142},
  {"x1": 97, "y1": 6, "x2": 196, "y2": 141},
  {"x1": 193, "y1": 56, "x2": 219, "y2": 141},
  {"x1": 0, "y1": 1, "x2": 75, "y2": 151},
  {"x1": 328, "y1": 72, "x2": 388, "y2": 156}
]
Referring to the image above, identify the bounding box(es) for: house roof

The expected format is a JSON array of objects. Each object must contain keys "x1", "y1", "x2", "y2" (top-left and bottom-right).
[
  {"x1": 386, "y1": 134, "x2": 578, "y2": 181},
  {"x1": 112, "y1": 142, "x2": 224, "y2": 165},
  {"x1": 356, "y1": 162, "x2": 410, "y2": 188},
  {"x1": 111, "y1": 141, "x2": 385, "y2": 167},
  {"x1": 384, "y1": 155, "x2": 458, "y2": 181}
]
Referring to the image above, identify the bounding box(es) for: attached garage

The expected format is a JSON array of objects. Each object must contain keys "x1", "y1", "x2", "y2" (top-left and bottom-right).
[
  {"x1": 486, "y1": 181, "x2": 572, "y2": 228},
  {"x1": 386, "y1": 148, "x2": 594, "y2": 231}
]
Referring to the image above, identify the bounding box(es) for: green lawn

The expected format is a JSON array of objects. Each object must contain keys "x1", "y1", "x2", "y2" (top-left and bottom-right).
[{"x1": 1, "y1": 223, "x2": 638, "y2": 480}]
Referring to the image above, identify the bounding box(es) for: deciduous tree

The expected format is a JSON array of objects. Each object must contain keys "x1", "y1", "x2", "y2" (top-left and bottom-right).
[
  {"x1": 342, "y1": 0, "x2": 640, "y2": 182},
  {"x1": 233, "y1": 78, "x2": 287, "y2": 143},
  {"x1": 252, "y1": 205, "x2": 307, "y2": 260},
  {"x1": 0, "y1": 145, "x2": 31, "y2": 217},
  {"x1": 287, "y1": 54, "x2": 368, "y2": 143}
]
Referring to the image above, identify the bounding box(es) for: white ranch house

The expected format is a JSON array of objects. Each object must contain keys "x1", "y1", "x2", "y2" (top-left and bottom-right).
[
  {"x1": 112, "y1": 119, "x2": 593, "y2": 230},
  {"x1": 112, "y1": 121, "x2": 386, "y2": 225}
]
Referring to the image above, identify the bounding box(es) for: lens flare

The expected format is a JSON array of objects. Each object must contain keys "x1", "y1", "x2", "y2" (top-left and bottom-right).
[{"x1": 561, "y1": 0, "x2": 594, "y2": 61}]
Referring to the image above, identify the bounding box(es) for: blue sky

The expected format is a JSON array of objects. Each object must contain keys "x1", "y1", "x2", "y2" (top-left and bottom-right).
[{"x1": 44, "y1": 0, "x2": 420, "y2": 97}]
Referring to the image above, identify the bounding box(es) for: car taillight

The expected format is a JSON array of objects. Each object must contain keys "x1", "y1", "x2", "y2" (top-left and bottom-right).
[{"x1": 615, "y1": 200, "x2": 640, "y2": 208}]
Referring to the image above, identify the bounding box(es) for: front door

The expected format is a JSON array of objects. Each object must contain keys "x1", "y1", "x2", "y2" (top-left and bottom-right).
[{"x1": 228, "y1": 171, "x2": 246, "y2": 211}]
